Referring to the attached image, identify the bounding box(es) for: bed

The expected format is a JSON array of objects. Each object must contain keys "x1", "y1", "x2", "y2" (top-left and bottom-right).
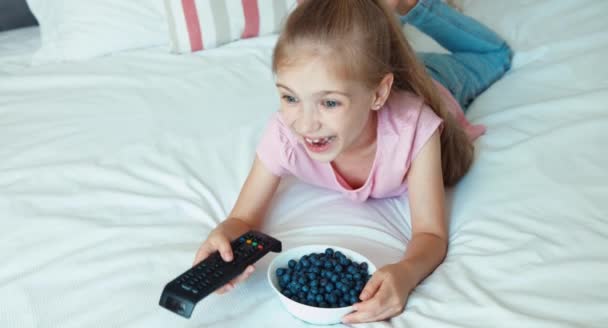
[{"x1": 1, "y1": 0, "x2": 607, "y2": 327}]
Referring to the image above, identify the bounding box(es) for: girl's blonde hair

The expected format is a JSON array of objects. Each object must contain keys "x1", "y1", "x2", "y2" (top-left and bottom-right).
[{"x1": 272, "y1": 0, "x2": 474, "y2": 186}]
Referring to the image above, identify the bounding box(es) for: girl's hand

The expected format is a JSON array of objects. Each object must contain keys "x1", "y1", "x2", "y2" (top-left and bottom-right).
[
  {"x1": 342, "y1": 261, "x2": 416, "y2": 324},
  {"x1": 192, "y1": 218, "x2": 255, "y2": 294}
]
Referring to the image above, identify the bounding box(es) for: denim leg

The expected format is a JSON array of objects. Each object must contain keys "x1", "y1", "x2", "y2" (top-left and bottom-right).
[{"x1": 400, "y1": 0, "x2": 513, "y2": 109}]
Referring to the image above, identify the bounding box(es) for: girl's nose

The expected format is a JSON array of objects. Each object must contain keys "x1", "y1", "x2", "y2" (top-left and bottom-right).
[{"x1": 296, "y1": 107, "x2": 321, "y2": 134}]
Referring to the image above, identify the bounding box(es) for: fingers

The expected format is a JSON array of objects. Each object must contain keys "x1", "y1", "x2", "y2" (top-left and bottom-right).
[
  {"x1": 215, "y1": 265, "x2": 256, "y2": 294},
  {"x1": 193, "y1": 243, "x2": 212, "y2": 266},
  {"x1": 359, "y1": 272, "x2": 383, "y2": 301},
  {"x1": 193, "y1": 235, "x2": 233, "y2": 266},
  {"x1": 343, "y1": 283, "x2": 393, "y2": 323},
  {"x1": 216, "y1": 237, "x2": 233, "y2": 262}
]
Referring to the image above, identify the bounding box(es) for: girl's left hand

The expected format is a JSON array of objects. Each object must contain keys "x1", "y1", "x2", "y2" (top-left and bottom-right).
[{"x1": 341, "y1": 261, "x2": 416, "y2": 324}]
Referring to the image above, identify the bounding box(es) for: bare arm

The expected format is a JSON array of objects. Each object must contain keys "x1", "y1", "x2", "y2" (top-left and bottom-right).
[
  {"x1": 226, "y1": 155, "x2": 282, "y2": 230},
  {"x1": 400, "y1": 129, "x2": 448, "y2": 289},
  {"x1": 193, "y1": 155, "x2": 280, "y2": 267}
]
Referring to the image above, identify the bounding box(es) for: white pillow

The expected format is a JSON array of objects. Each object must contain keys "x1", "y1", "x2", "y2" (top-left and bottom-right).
[{"x1": 26, "y1": 0, "x2": 168, "y2": 65}]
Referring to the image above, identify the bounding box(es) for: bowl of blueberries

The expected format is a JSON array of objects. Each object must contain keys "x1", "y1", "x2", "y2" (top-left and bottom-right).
[{"x1": 267, "y1": 245, "x2": 376, "y2": 325}]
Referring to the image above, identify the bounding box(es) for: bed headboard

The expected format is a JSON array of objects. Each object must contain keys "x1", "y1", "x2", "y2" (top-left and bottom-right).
[{"x1": 0, "y1": 0, "x2": 37, "y2": 32}]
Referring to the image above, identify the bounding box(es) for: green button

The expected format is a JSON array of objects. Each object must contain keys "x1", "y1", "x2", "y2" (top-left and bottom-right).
[{"x1": 252, "y1": 242, "x2": 258, "y2": 247}]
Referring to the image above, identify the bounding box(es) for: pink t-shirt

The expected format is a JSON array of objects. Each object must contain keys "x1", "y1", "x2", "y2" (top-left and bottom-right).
[{"x1": 256, "y1": 83, "x2": 485, "y2": 202}]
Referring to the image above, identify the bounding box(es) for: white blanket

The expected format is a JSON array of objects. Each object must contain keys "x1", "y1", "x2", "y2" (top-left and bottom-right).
[{"x1": 1, "y1": 1, "x2": 607, "y2": 327}]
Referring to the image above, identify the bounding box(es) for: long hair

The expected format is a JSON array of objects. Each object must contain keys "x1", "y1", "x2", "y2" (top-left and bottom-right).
[{"x1": 273, "y1": 0, "x2": 474, "y2": 186}]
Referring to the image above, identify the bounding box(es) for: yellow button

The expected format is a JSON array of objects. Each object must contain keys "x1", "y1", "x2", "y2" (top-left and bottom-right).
[{"x1": 246, "y1": 239, "x2": 252, "y2": 244}]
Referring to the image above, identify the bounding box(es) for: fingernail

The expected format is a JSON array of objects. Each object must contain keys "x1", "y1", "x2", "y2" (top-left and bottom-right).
[
  {"x1": 247, "y1": 266, "x2": 255, "y2": 273},
  {"x1": 360, "y1": 292, "x2": 368, "y2": 300}
]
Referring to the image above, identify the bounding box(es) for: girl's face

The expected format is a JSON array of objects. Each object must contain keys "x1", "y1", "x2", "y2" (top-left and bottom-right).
[{"x1": 276, "y1": 57, "x2": 379, "y2": 163}]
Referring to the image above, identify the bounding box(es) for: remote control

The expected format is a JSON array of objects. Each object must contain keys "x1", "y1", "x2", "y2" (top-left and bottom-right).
[{"x1": 159, "y1": 230, "x2": 282, "y2": 318}]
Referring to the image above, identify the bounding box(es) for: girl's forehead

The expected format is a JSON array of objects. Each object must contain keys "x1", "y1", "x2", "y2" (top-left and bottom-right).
[{"x1": 275, "y1": 54, "x2": 368, "y2": 92}]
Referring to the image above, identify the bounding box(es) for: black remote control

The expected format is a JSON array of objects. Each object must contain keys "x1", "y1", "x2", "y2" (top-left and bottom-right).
[{"x1": 159, "y1": 230, "x2": 282, "y2": 318}]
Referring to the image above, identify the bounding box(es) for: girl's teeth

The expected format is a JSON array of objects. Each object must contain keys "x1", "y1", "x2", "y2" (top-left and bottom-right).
[{"x1": 305, "y1": 137, "x2": 333, "y2": 144}]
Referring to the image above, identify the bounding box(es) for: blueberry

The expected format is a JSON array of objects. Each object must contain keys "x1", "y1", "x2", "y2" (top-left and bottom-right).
[
  {"x1": 326, "y1": 293, "x2": 337, "y2": 304},
  {"x1": 347, "y1": 265, "x2": 357, "y2": 274},
  {"x1": 276, "y1": 268, "x2": 286, "y2": 276},
  {"x1": 325, "y1": 248, "x2": 334, "y2": 256},
  {"x1": 315, "y1": 294, "x2": 324, "y2": 303},
  {"x1": 288, "y1": 259, "x2": 297, "y2": 269}
]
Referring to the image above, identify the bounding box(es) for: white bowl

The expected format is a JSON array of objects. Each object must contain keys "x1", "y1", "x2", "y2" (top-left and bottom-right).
[{"x1": 267, "y1": 245, "x2": 376, "y2": 325}]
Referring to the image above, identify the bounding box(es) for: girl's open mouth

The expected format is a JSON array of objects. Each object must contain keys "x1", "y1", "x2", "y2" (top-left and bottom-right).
[{"x1": 304, "y1": 136, "x2": 336, "y2": 153}]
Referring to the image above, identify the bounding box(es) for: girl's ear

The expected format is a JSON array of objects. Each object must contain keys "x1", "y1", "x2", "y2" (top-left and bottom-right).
[{"x1": 371, "y1": 73, "x2": 394, "y2": 110}]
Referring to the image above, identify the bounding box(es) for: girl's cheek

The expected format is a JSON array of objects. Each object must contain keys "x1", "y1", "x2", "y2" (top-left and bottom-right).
[{"x1": 279, "y1": 109, "x2": 296, "y2": 126}]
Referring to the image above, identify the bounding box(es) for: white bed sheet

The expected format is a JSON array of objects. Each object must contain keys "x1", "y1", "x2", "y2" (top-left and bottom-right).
[{"x1": 1, "y1": 1, "x2": 607, "y2": 327}]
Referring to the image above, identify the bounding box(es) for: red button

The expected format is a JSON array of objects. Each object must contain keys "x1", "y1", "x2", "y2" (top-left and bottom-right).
[{"x1": 257, "y1": 245, "x2": 263, "y2": 250}]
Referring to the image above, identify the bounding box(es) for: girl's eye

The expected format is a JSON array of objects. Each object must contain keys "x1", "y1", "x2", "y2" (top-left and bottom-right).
[
  {"x1": 282, "y1": 95, "x2": 298, "y2": 103},
  {"x1": 322, "y1": 100, "x2": 340, "y2": 108}
]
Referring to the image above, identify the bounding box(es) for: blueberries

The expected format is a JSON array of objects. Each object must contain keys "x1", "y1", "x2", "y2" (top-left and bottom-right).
[{"x1": 276, "y1": 248, "x2": 371, "y2": 308}]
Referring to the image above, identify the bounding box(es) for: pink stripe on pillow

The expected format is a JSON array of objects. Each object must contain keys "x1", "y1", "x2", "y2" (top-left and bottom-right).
[
  {"x1": 182, "y1": 0, "x2": 204, "y2": 51},
  {"x1": 241, "y1": 0, "x2": 260, "y2": 39}
]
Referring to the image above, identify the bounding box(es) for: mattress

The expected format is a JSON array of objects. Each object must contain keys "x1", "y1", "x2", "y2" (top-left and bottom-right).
[{"x1": 1, "y1": 1, "x2": 607, "y2": 327}]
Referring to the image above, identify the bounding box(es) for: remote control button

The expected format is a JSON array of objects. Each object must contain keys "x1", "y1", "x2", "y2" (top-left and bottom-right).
[
  {"x1": 192, "y1": 289, "x2": 199, "y2": 294},
  {"x1": 181, "y1": 284, "x2": 193, "y2": 291},
  {"x1": 258, "y1": 245, "x2": 263, "y2": 250},
  {"x1": 246, "y1": 239, "x2": 252, "y2": 244}
]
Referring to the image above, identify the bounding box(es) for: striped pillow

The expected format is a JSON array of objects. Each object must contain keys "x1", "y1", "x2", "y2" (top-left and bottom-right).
[{"x1": 164, "y1": 0, "x2": 301, "y2": 53}]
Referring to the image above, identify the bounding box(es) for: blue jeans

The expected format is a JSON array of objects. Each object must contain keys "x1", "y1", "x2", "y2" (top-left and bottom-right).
[{"x1": 400, "y1": 0, "x2": 513, "y2": 110}]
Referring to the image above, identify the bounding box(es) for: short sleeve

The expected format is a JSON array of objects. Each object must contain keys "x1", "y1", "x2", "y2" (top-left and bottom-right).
[
  {"x1": 411, "y1": 106, "x2": 444, "y2": 160},
  {"x1": 256, "y1": 114, "x2": 288, "y2": 177}
]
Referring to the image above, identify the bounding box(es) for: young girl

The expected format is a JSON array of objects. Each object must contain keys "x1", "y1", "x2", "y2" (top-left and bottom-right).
[{"x1": 193, "y1": 0, "x2": 512, "y2": 323}]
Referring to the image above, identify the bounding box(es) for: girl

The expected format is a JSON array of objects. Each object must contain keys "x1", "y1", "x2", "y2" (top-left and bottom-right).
[{"x1": 193, "y1": 0, "x2": 512, "y2": 323}]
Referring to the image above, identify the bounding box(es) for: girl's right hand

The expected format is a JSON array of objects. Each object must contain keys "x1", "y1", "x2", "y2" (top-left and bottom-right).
[{"x1": 192, "y1": 218, "x2": 256, "y2": 294}]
